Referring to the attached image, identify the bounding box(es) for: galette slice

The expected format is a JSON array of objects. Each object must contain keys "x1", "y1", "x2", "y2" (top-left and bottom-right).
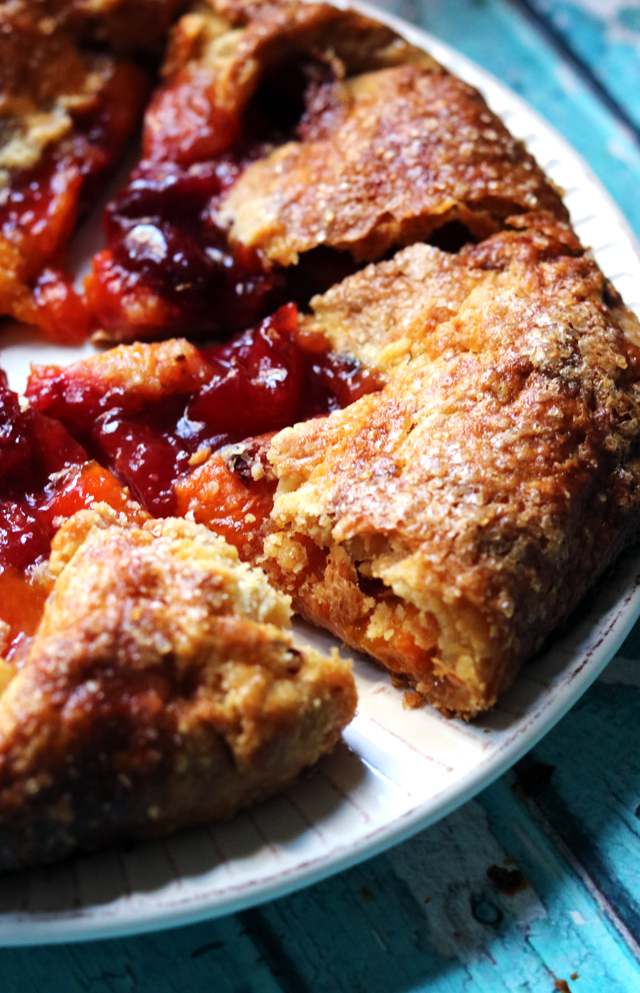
[
  {"x1": 260, "y1": 215, "x2": 640, "y2": 717},
  {"x1": 0, "y1": 363, "x2": 355, "y2": 871},
  {"x1": 0, "y1": 508, "x2": 355, "y2": 870},
  {"x1": 31, "y1": 214, "x2": 640, "y2": 718}
]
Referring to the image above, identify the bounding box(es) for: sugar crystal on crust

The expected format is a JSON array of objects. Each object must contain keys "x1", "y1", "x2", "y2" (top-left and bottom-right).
[{"x1": 262, "y1": 214, "x2": 640, "y2": 717}]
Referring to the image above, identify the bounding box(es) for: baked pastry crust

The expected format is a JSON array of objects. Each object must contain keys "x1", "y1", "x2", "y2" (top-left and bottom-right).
[
  {"x1": 261, "y1": 214, "x2": 640, "y2": 717},
  {"x1": 143, "y1": 0, "x2": 436, "y2": 165},
  {"x1": 0, "y1": 508, "x2": 355, "y2": 870},
  {"x1": 220, "y1": 63, "x2": 568, "y2": 265}
]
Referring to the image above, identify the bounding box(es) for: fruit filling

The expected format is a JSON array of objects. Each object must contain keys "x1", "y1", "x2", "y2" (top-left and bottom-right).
[
  {"x1": 86, "y1": 157, "x2": 276, "y2": 341},
  {"x1": 0, "y1": 372, "x2": 144, "y2": 664},
  {"x1": 27, "y1": 303, "x2": 383, "y2": 522},
  {"x1": 1, "y1": 62, "x2": 148, "y2": 343},
  {"x1": 85, "y1": 49, "x2": 359, "y2": 341}
]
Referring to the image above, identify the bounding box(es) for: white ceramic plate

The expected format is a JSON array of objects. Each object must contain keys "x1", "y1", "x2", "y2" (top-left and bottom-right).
[{"x1": 1, "y1": 3, "x2": 640, "y2": 946}]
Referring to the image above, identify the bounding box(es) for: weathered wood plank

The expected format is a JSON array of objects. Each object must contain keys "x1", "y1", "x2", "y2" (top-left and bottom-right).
[
  {"x1": 0, "y1": 914, "x2": 286, "y2": 993},
  {"x1": 240, "y1": 780, "x2": 640, "y2": 992},
  {"x1": 511, "y1": 680, "x2": 640, "y2": 952},
  {"x1": 521, "y1": 0, "x2": 640, "y2": 133}
]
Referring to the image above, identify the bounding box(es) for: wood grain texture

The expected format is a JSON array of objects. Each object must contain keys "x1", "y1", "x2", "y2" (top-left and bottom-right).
[
  {"x1": 2, "y1": 1, "x2": 640, "y2": 990},
  {"x1": 521, "y1": 0, "x2": 640, "y2": 133}
]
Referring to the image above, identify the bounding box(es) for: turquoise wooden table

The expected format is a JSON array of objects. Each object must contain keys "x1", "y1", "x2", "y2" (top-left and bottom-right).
[{"x1": 4, "y1": 1, "x2": 640, "y2": 989}]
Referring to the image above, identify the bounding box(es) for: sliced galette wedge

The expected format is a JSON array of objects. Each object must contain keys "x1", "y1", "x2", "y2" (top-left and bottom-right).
[
  {"x1": 0, "y1": 508, "x2": 355, "y2": 870},
  {"x1": 261, "y1": 215, "x2": 640, "y2": 717},
  {"x1": 29, "y1": 215, "x2": 640, "y2": 718}
]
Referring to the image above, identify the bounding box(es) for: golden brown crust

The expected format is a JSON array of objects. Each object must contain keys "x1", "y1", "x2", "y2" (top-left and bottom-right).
[
  {"x1": 220, "y1": 63, "x2": 568, "y2": 264},
  {"x1": 0, "y1": 0, "x2": 156, "y2": 181},
  {"x1": 144, "y1": 0, "x2": 436, "y2": 163},
  {"x1": 297, "y1": 212, "x2": 584, "y2": 372},
  {"x1": 262, "y1": 215, "x2": 640, "y2": 717},
  {"x1": 0, "y1": 509, "x2": 355, "y2": 870}
]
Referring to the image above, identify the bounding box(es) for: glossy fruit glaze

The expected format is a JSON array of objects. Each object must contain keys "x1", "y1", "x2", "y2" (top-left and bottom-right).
[
  {"x1": 85, "y1": 156, "x2": 276, "y2": 341},
  {"x1": 0, "y1": 372, "x2": 143, "y2": 662},
  {"x1": 0, "y1": 63, "x2": 148, "y2": 342},
  {"x1": 85, "y1": 53, "x2": 355, "y2": 340},
  {"x1": 27, "y1": 303, "x2": 382, "y2": 518}
]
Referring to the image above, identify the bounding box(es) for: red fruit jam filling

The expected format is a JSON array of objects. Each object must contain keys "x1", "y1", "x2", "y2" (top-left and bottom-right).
[
  {"x1": 86, "y1": 158, "x2": 277, "y2": 341},
  {"x1": 1, "y1": 63, "x2": 148, "y2": 343},
  {"x1": 0, "y1": 372, "x2": 143, "y2": 661},
  {"x1": 27, "y1": 303, "x2": 382, "y2": 520},
  {"x1": 86, "y1": 54, "x2": 361, "y2": 340}
]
